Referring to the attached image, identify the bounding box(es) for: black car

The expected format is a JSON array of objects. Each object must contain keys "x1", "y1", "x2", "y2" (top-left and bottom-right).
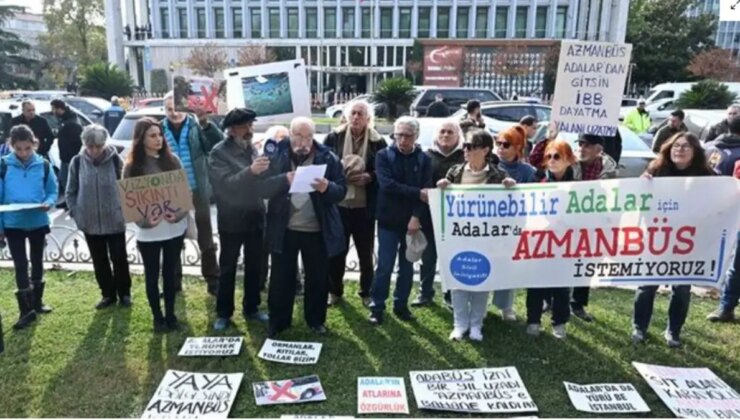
[{"x1": 410, "y1": 87, "x2": 502, "y2": 117}]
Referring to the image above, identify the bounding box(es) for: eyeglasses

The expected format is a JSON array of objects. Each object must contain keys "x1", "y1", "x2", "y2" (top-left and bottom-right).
[
  {"x1": 463, "y1": 143, "x2": 484, "y2": 151},
  {"x1": 545, "y1": 153, "x2": 561, "y2": 161},
  {"x1": 394, "y1": 132, "x2": 415, "y2": 139},
  {"x1": 671, "y1": 143, "x2": 692, "y2": 151},
  {"x1": 495, "y1": 141, "x2": 511, "y2": 149}
]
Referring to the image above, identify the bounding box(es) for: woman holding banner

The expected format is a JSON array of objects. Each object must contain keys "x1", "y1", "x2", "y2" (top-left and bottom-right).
[
  {"x1": 526, "y1": 139, "x2": 580, "y2": 339},
  {"x1": 633, "y1": 132, "x2": 715, "y2": 348},
  {"x1": 438, "y1": 129, "x2": 514, "y2": 341},
  {"x1": 123, "y1": 117, "x2": 188, "y2": 333}
]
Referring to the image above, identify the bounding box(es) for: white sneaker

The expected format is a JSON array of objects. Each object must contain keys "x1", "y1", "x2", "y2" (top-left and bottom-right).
[
  {"x1": 526, "y1": 324, "x2": 541, "y2": 336},
  {"x1": 552, "y1": 324, "x2": 567, "y2": 339},
  {"x1": 449, "y1": 328, "x2": 466, "y2": 341},
  {"x1": 469, "y1": 327, "x2": 483, "y2": 341},
  {"x1": 502, "y1": 309, "x2": 517, "y2": 322}
]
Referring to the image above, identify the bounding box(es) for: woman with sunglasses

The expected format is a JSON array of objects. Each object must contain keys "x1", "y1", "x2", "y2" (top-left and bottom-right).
[
  {"x1": 526, "y1": 139, "x2": 580, "y2": 339},
  {"x1": 492, "y1": 125, "x2": 538, "y2": 322},
  {"x1": 632, "y1": 132, "x2": 714, "y2": 348},
  {"x1": 438, "y1": 129, "x2": 515, "y2": 341}
]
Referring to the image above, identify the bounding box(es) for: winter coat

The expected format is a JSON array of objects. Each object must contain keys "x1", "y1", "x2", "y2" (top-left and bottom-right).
[
  {"x1": 425, "y1": 143, "x2": 465, "y2": 184},
  {"x1": 66, "y1": 146, "x2": 126, "y2": 235},
  {"x1": 10, "y1": 114, "x2": 54, "y2": 156},
  {"x1": 705, "y1": 133, "x2": 740, "y2": 176},
  {"x1": 201, "y1": 120, "x2": 225, "y2": 153},
  {"x1": 572, "y1": 154, "x2": 619, "y2": 180},
  {"x1": 703, "y1": 118, "x2": 730, "y2": 144},
  {"x1": 445, "y1": 162, "x2": 508, "y2": 185},
  {"x1": 103, "y1": 105, "x2": 126, "y2": 135},
  {"x1": 0, "y1": 153, "x2": 58, "y2": 231},
  {"x1": 161, "y1": 114, "x2": 213, "y2": 205},
  {"x1": 623, "y1": 108, "x2": 651, "y2": 134},
  {"x1": 498, "y1": 159, "x2": 537, "y2": 183},
  {"x1": 459, "y1": 114, "x2": 486, "y2": 135},
  {"x1": 57, "y1": 108, "x2": 83, "y2": 163},
  {"x1": 652, "y1": 123, "x2": 688, "y2": 153},
  {"x1": 425, "y1": 101, "x2": 451, "y2": 118}
]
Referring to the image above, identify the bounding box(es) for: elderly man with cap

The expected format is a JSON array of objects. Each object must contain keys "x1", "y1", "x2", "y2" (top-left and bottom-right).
[{"x1": 208, "y1": 108, "x2": 270, "y2": 330}]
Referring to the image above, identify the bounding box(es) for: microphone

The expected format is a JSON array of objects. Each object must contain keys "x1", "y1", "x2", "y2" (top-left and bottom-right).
[{"x1": 262, "y1": 138, "x2": 278, "y2": 159}]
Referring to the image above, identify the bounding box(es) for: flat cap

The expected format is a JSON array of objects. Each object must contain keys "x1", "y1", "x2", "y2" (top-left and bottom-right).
[
  {"x1": 222, "y1": 107, "x2": 257, "y2": 129},
  {"x1": 577, "y1": 133, "x2": 604, "y2": 146}
]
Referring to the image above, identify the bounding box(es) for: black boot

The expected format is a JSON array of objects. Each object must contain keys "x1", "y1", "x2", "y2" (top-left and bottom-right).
[
  {"x1": 32, "y1": 282, "x2": 53, "y2": 314},
  {"x1": 13, "y1": 289, "x2": 37, "y2": 330}
]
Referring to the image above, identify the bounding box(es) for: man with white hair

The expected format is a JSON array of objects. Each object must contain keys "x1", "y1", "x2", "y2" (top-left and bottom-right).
[
  {"x1": 368, "y1": 116, "x2": 433, "y2": 325},
  {"x1": 704, "y1": 104, "x2": 740, "y2": 143},
  {"x1": 10, "y1": 100, "x2": 54, "y2": 158},
  {"x1": 324, "y1": 100, "x2": 387, "y2": 307},
  {"x1": 261, "y1": 116, "x2": 347, "y2": 338},
  {"x1": 103, "y1": 96, "x2": 126, "y2": 134}
]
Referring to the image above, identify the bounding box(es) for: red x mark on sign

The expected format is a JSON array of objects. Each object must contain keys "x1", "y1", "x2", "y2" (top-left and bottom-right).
[
  {"x1": 269, "y1": 380, "x2": 297, "y2": 401},
  {"x1": 198, "y1": 84, "x2": 219, "y2": 114}
]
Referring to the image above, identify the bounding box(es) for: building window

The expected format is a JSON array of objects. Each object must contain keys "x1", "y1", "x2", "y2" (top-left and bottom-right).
[
  {"x1": 556, "y1": 6, "x2": 567, "y2": 38},
  {"x1": 233, "y1": 8, "x2": 243, "y2": 38},
  {"x1": 269, "y1": 7, "x2": 280, "y2": 38},
  {"x1": 437, "y1": 6, "x2": 450, "y2": 38},
  {"x1": 287, "y1": 8, "x2": 298, "y2": 37},
  {"x1": 160, "y1": 8, "x2": 170, "y2": 38},
  {"x1": 456, "y1": 7, "x2": 469, "y2": 38},
  {"x1": 250, "y1": 8, "x2": 261, "y2": 38},
  {"x1": 515, "y1": 6, "x2": 527, "y2": 38},
  {"x1": 418, "y1": 7, "x2": 431, "y2": 38},
  {"x1": 399, "y1": 7, "x2": 411, "y2": 38},
  {"x1": 380, "y1": 7, "x2": 392, "y2": 38},
  {"x1": 475, "y1": 7, "x2": 488, "y2": 38},
  {"x1": 535, "y1": 6, "x2": 547, "y2": 38},
  {"x1": 495, "y1": 7, "x2": 508, "y2": 38},
  {"x1": 177, "y1": 8, "x2": 187, "y2": 38},
  {"x1": 214, "y1": 8, "x2": 225, "y2": 38},
  {"x1": 305, "y1": 7, "x2": 317, "y2": 38},
  {"x1": 324, "y1": 8, "x2": 336, "y2": 38},
  {"x1": 361, "y1": 7, "x2": 371, "y2": 38},
  {"x1": 342, "y1": 7, "x2": 354, "y2": 38},
  {"x1": 195, "y1": 8, "x2": 206, "y2": 38}
]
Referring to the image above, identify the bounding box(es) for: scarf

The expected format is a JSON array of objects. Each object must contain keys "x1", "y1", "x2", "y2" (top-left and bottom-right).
[
  {"x1": 341, "y1": 128, "x2": 370, "y2": 205},
  {"x1": 163, "y1": 118, "x2": 196, "y2": 191}
]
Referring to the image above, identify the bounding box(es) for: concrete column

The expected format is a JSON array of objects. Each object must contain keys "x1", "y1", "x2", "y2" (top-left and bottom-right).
[
  {"x1": 610, "y1": 0, "x2": 628, "y2": 43},
  {"x1": 104, "y1": 0, "x2": 125, "y2": 69},
  {"x1": 528, "y1": 0, "x2": 536, "y2": 38},
  {"x1": 470, "y1": 3, "x2": 477, "y2": 38},
  {"x1": 411, "y1": 3, "x2": 418, "y2": 38},
  {"x1": 569, "y1": 0, "x2": 579, "y2": 38},
  {"x1": 300, "y1": 0, "x2": 306, "y2": 38},
  {"x1": 450, "y1": 1, "x2": 457, "y2": 38},
  {"x1": 431, "y1": 0, "x2": 438, "y2": 37},
  {"x1": 224, "y1": 2, "x2": 231, "y2": 38},
  {"x1": 262, "y1": 0, "x2": 268, "y2": 38},
  {"x1": 548, "y1": 0, "x2": 557, "y2": 38},
  {"x1": 508, "y1": 0, "x2": 517, "y2": 38},
  {"x1": 138, "y1": 0, "x2": 149, "y2": 28},
  {"x1": 598, "y1": 0, "x2": 611, "y2": 41},
  {"x1": 586, "y1": 0, "x2": 599, "y2": 40},
  {"x1": 187, "y1": 0, "x2": 194, "y2": 38},
  {"x1": 317, "y1": 0, "x2": 324, "y2": 37},
  {"x1": 393, "y1": 1, "x2": 399, "y2": 39},
  {"x1": 489, "y1": 1, "x2": 496, "y2": 38}
]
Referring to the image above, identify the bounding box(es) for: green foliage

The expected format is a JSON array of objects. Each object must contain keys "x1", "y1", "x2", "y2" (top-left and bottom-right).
[
  {"x1": 80, "y1": 63, "x2": 134, "y2": 98},
  {"x1": 0, "y1": 5, "x2": 37, "y2": 89},
  {"x1": 626, "y1": 0, "x2": 717, "y2": 87},
  {"x1": 150, "y1": 69, "x2": 169, "y2": 94},
  {"x1": 371, "y1": 77, "x2": 417, "y2": 120},
  {"x1": 675, "y1": 79, "x2": 738, "y2": 109}
]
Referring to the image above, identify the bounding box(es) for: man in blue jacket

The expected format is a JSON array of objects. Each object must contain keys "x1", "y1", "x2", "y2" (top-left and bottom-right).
[
  {"x1": 103, "y1": 96, "x2": 126, "y2": 134},
  {"x1": 369, "y1": 116, "x2": 433, "y2": 325},
  {"x1": 261, "y1": 117, "x2": 347, "y2": 338}
]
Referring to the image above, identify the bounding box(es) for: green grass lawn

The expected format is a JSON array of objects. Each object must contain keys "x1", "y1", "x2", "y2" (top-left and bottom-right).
[{"x1": 0, "y1": 269, "x2": 738, "y2": 418}]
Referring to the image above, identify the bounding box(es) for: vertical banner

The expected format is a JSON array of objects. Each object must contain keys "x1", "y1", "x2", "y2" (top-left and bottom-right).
[
  {"x1": 142, "y1": 370, "x2": 243, "y2": 418},
  {"x1": 551, "y1": 40, "x2": 632, "y2": 136}
]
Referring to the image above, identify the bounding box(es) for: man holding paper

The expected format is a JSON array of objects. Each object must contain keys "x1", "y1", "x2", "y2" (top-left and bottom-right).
[{"x1": 261, "y1": 117, "x2": 347, "y2": 338}]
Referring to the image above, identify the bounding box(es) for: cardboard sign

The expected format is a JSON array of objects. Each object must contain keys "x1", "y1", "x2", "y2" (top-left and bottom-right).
[
  {"x1": 178, "y1": 337, "x2": 243, "y2": 357},
  {"x1": 118, "y1": 170, "x2": 193, "y2": 223},
  {"x1": 551, "y1": 40, "x2": 633, "y2": 136},
  {"x1": 634, "y1": 362, "x2": 740, "y2": 418},
  {"x1": 142, "y1": 370, "x2": 243, "y2": 418},
  {"x1": 429, "y1": 177, "x2": 740, "y2": 291},
  {"x1": 409, "y1": 368, "x2": 537, "y2": 414},
  {"x1": 564, "y1": 382, "x2": 650, "y2": 413},
  {"x1": 357, "y1": 377, "x2": 410, "y2": 415},
  {"x1": 253, "y1": 375, "x2": 326, "y2": 406},
  {"x1": 258, "y1": 339, "x2": 323, "y2": 365}
]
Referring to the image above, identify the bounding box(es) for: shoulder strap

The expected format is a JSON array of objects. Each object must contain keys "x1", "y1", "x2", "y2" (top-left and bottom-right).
[
  {"x1": 43, "y1": 160, "x2": 50, "y2": 185},
  {"x1": 113, "y1": 153, "x2": 123, "y2": 179},
  {"x1": 0, "y1": 158, "x2": 6, "y2": 181}
]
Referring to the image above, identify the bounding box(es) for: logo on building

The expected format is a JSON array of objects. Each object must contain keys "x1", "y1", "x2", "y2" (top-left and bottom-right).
[{"x1": 423, "y1": 46, "x2": 464, "y2": 87}]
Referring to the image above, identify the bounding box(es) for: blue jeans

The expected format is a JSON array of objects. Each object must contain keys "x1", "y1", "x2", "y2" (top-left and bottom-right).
[
  {"x1": 370, "y1": 228, "x2": 414, "y2": 314},
  {"x1": 633, "y1": 285, "x2": 691, "y2": 338},
  {"x1": 720, "y1": 234, "x2": 740, "y2": 312},
  {"x1": 418, "y1": 229, "x2": 437, "y2": 300}
]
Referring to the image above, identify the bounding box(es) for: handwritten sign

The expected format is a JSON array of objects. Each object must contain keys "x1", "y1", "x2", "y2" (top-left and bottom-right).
[
  {"x1": 258, "y1": 339, "x2": 323, "y2": 365},
  {"x1": 409, "y1": 368, "x2": 537, "y2": 414},
  {"x1": 253, "y1": 375, "x2": 326, "y2": 406},
  {"x1": 178, "y1": 337, "x2": 243, "y2": 357},
  {"x1": 564, "y1": 382, "x2": 650, "y2": 413},
  {"x1": 633, "y1": 362, "x2": 740, "y2": 418},
  {"x1": 357, "y1": 377, "x2": 409, "y2": 415},
  {"x1": 429, "y1": 177, "x2": 740, "y2": 291},
  {"x1": 551, "y1": 40, "x2": 632, "y2": 136},
  {"x1": 142, "y1": 370, "x2": 243, "y2": 419},
  {"x1": 118, "y1": 170, "x2": 193, "y2": 223}
]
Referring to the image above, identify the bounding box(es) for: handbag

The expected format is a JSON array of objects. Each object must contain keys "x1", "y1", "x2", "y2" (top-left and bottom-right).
[{"x1": 185, "y1": 211, "x2": 198, "y2": 240}]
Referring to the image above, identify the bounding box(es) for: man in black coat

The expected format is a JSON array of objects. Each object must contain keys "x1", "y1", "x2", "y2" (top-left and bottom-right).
[
  {"x1": 51, "y1": 99, "x2": 82, "y2": 202},
  {"x1": 425, "y1": 94, "x2": 451, "y2": 117},
  {"x1": 10, "y1": 100, "x2": 54, "y2": 158}
]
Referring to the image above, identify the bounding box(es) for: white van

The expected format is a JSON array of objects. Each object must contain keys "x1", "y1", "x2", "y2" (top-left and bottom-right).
[{"x1": 646, "y1": 82, "x2": 740, "y2": 104}]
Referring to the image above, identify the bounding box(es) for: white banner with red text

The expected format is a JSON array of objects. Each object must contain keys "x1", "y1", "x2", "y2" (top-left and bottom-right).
[{"x1": 429, "y1": 177, "x2": 740, "y2": 291}]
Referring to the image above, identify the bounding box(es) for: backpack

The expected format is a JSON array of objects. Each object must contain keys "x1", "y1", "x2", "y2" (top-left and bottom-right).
[
  {"x1": 72, "y1": 151, "x2": 123, "y2": 179},
  {"x1": 0, "y1": 157, "x2": 50, "y2": 184}
]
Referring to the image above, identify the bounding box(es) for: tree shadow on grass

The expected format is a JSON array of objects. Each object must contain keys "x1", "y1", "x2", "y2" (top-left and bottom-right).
[{"x1": 0, "y1": 320, "x2": 38, "y2": 417}]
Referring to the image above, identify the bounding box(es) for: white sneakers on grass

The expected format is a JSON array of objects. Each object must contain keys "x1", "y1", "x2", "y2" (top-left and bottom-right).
[
  {"x1": 469, "y1": 327, "x2": 483, "y2": 341},
  {"x1": 449, "y1": 327, "x2": 466, "y2": 341}
]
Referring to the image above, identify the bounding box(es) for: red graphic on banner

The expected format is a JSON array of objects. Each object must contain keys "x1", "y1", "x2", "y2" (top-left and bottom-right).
[
  {"x1": 423, "y1": 46, "x2": 464, "y2": 87},
  {"x1": 269, "y1": 380, "x2": 298, "y2": 401}
]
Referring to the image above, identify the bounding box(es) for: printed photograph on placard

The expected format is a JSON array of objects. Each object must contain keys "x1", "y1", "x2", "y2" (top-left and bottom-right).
[
  {"x1": 241, "y1": 72, "x2": 293, "y2": 117},
  {"x1": 253, "y1": 375, "x2": 326, "y2": 406}
]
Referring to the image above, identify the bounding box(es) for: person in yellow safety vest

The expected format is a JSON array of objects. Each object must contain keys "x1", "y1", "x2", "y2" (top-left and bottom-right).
[{"x1": 623, "y1": 99, "x2": 652, "y2": 134}]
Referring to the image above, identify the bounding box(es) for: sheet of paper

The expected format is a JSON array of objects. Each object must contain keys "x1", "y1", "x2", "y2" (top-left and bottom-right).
[
  {"x1": 289, "y1": 164, "x2": 327, "y2": 194},
  {"x1": 0, "y1": 203, "x2": 45, "y2": 213}
]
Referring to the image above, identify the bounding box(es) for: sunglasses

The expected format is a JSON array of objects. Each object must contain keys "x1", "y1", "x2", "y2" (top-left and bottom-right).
[
  {"x1": 495, "y1": 141, "x2": 511, "y2": 149},
  {"x1": 545, "y1": 153, "x2": 561, "y2": 161},
  {"x1": 463, "y1": 143, "x2": 485, "y2": 151}
]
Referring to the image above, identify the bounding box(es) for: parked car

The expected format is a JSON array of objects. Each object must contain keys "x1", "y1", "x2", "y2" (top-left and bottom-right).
[
  {"x1": 325, "y1": 94, "x2": 379, "y2": 119},
  {"x1": 64, "y1": 97, "x2": 112, "y2": 125},
  {"x1": 621, "y1": 98, "x2": 640, "y2": 107},
  {"x1": 133, "y1": 97, "x2": 165, "y2": 110},
  {"x1": 683, "y1": 109, "x2": 726, "y2": 141},
  {"x1": 452, "y1": 101, "x2": 552, "y2": 134},
  {"x1": 8, "y1": 90, "x2": 75, "y2": 101},
  {"x1": 645, "y1": 82, "x2": 740, "y2": 104},
  {"x1": 410, "y1": 87, "x2": 502, "y2": 117}
]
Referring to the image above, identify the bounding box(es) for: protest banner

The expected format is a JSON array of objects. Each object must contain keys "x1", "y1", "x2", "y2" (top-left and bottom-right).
[
  {"x1": 429, "y1": 177, "x2": 740, "y2": 291},
  {"x1": 117, "y1": 169, "x2": 193, "y2": 223},
  {"x1": 564, "y1": 382, "x2": 650, "y2": 413},
  {"x1": 223, "y1": 60, "x2": 311, "y2": 123},
  {"x1": 409, "y1": 367, "x2": 537, "y2": 414},
  {"x1": 253, "y1": 375, "x2": 326, "y2": 406},
  {"x1": 172, "y1": 75, "x2": 228, "y2": 115},
  {"x1": 178, "y1": 337, "x2": 243, "y2": 357},
  {"x1": 258, "y1": 339, "x2": 323, "y2": 365},
  {"x1": 357, "y1": 377, "x2": 410, "y2": 415},
  {"x1": 633, "y1": 362, "x2": 740, "y2": 418},
  {"x1": 142, "y1": 370, "x2": 243, "y2": 419},
  {"x1": 551, "y1": 40, "x2": 632, "y2": 136}
]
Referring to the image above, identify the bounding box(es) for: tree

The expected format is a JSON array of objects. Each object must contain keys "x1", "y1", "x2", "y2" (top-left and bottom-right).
[
  {"x1": 371, "y1": 77, "x2": 417, "y2": 121},
  {"x1": 687, "y1": 48, "x2": 740, "y2": 81},
  {"x1": 40, "y1": 0, "x2": 106, "y2": 73},
  {"x1": 80, "y1": 62, "x2": 134, "y2": 98},
  {"x1": 184, "y1": 43, "x2": 228, "y2": 77},
  {"x1": 237, "y1": 45, "x2": 277, "y2": 66},
  {"x1": 0, "y1": 5, "x2": 37, "y2": 89},
  {"x1": 675, "y1": 79, "x2": 737, "y2": 109},
  {"x1": 626, "y1": 0, "x2": 717, "y2": 87}
]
